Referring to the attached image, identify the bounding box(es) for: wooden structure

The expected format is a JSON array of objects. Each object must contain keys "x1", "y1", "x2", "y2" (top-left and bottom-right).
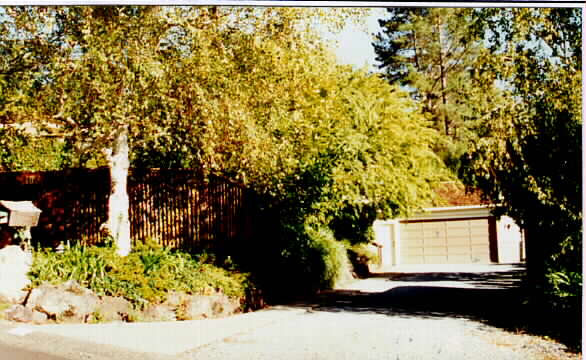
[{"x1": 0, "y1": 168, "x2": 255, "y2": 251}]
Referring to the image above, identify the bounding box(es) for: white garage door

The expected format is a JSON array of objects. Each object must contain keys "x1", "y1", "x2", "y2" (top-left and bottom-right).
[{"x1": 399, "y1": 218, "x2": 492, "y2": 264}]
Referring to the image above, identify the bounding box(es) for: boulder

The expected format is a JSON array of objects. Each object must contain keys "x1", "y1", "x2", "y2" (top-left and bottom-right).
[
  {"x1": 180, "y1": 295, "x2": 214, "y2": 320},
  {"x1": 94, "y1": 296, "x2": 132, "y2": 322},
  {"x1": 0, "y1": 246, "x2": 32, "y2": 303},
  {"x1": 164, "y1": 291, "x2": 189, "y2": 308},
  {"x1": 4, "y1": 304, "x2": 48, "y2": 324},
  {"x1": 25, "y1": 281, "x2": 99, "y2": 322},
  {"x1": 208, "y1": 294, "x2": 241, "y2": 317},
  {"x1": 180, "y1": 293, "x2": 241, "y2": 320},
  {"x1": 141, "y1": 304, "x2": 176, "y2": 322}
]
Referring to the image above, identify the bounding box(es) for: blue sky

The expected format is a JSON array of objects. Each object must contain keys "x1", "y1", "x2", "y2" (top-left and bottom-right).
[{"x1": 325, "y1": 8, "x2": 387, "y2": 71}]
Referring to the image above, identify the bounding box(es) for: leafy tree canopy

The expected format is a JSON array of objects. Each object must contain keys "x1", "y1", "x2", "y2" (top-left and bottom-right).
[
  {"x1": 459, "y1": 8, "x2": 582, "y2": 325},
  {"x1": 1, "y1": 6, "x2": 448, "y2": 248}
]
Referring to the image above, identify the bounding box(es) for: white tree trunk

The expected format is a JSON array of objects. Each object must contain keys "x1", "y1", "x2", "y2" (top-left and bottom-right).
[{"x1": 107, "y1": 126, "x2": 131, "y2": 256}]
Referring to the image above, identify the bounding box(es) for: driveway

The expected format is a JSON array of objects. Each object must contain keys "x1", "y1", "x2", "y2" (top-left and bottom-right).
[
  {"x1": 0, "y1": 264, "x2": 579, "y2": 360},
  {"x1": 181, "y1": 263, "x2": 577, "y2": 360}
]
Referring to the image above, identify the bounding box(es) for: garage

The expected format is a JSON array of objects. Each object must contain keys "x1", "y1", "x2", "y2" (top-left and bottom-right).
[
  {"x1": 373, "y1": 205, "x2": 524, "y2": 267},
  {"x1": 399, "y1": 218, "x2": 493, "y2": 264}
]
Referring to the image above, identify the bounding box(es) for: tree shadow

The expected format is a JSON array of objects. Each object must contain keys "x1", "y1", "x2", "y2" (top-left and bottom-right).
[{"x1": 286, "y1": 265, "x2": 581, "y2": 352}]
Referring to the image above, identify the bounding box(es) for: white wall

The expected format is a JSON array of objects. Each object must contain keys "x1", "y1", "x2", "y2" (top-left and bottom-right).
[
  {"x1": 373, "y1": 220, "x2": 400, "y2": 267},
  {"x1": 496, "y1": 216, "x2": 524, "y2": 263}
]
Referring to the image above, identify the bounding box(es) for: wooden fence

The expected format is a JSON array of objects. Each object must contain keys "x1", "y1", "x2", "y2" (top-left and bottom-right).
[{"x1": 0, "y1": 168, "x2": 256, "y2": 251}]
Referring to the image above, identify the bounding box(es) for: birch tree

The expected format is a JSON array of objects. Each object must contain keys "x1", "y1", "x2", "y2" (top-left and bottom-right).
[{"x1": 1, "y1": 6, "x2": 370, "y2": 255}]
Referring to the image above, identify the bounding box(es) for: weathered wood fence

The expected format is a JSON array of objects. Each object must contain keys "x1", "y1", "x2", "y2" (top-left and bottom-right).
[{"x1": 0, "y1": 168, "x2": 256, "y2": 251}]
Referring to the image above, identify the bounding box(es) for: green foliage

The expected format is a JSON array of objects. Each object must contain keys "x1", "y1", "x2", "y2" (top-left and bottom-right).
[
  {"x1": 277, "y1": 217, "x2": 351, "y2": 293},
  {"x1": 373, "y1": 8, "x2": 488, "y2": 174},
  {"x1": 458, "y1": 9, "x2": 581, "y2": 346},
  {"x1": 29, "y1": 241, "x2": 251, "y2": 309},
  {"x1": 0, "y1": 128, "x2": 67, "y2": 171},
  {"x1": 4, "y1": 6, "x2": 449, "y2": 297}
]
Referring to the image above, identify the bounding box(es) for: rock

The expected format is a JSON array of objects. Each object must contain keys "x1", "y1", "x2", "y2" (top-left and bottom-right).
[
  {"x1": 94, "y1": 296, "x2": 132, "y2": 322},
  {"x1": 0, "y1": 246, "x2": 32, "y2": 303},
  {"x1": 180, "y1": 295, "x2": 214, "y2": 320},
  {"x1": 181, "y1": 294, "x2": 241, "y2": 320},
  {"x1": 142, "y1": 304, "x2": 176, "y2": 322},
  {"x1": 209, "y1": 294, "x2": 240, "y2": 317},
  {"x1": 4, "y1": 304, "x2": 47, "y2": 324},
  {"x1": 164, "y1": 291, "x2": 189, "y2": 308},
  {"x1": 25, "y1": 281, "x2": 99, "y2": 322}
]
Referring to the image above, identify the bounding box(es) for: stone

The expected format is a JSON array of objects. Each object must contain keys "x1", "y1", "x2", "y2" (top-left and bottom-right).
[
  {"x1": 94, "y1": 296, "x2": 132, "y2": 322},
  {"x1": 209, "y1": 294, "x2": 240, "y2": 317},
  {"x1": 25, "y1": 281, "x2": 99, "y2": 322},
  {"x1": 0, "y1": 246, "x2": 32, "y2": 303},
  {"x1": 181, "y1": 295, "x2": 214, "y2": 320},
  {"x1": 164, "y1": 291, "x2": 189, "y2": 308},
  {"x1": 4, "y1": 304, "x2": 47, "y2": 324},
  {"x1": 141, "y1": 304, "x2": 176, "y2": 322},
  {"x1": 180, "y1": 294, "x2": 241, "y2": 320}
]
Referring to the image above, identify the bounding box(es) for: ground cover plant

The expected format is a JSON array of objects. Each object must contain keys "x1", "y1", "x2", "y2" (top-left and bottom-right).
[{"x1": 28, "y1": 240, "x2": 253, "y2": 310}]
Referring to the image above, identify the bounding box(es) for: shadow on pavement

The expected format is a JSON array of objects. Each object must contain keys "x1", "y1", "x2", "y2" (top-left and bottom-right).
[
  {"x1": 286, "y1": 264, "x2": 581, "y2": 351},
  {"x1": 371, "y1": 264, "x2": 526, "y2": 290}
]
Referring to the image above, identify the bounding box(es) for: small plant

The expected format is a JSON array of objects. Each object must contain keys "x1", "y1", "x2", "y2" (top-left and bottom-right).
[
  {"x1": 89, "y1": 309, "x2": 104, "y2": 324},
  {"x1": 0, "y1": 302, "x2": 11, "y2": 320},
  {"x1": 28, "y1": 241, "x2": 253, "y2": 311}
]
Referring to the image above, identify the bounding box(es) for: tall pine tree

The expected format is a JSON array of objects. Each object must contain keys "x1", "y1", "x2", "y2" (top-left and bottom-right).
[{"x1": 373, "y1": 8, "x2": 488, "y2": 172}]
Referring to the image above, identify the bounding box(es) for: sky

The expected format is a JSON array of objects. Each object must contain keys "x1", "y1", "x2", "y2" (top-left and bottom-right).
[{"x1": 322, "y1": 8, "x2": 387, "y2": 72}]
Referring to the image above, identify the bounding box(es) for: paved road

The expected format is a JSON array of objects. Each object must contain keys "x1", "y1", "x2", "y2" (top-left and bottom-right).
[
  {"x1": 180, "y1": 264, "x2": 561, "y2": 360},
  {"x1": 0, "y1": 343, "x2": 69, "y2": 360},
  {"x1": 0, "y1": 264, "x2": 578, "y2": 360}
]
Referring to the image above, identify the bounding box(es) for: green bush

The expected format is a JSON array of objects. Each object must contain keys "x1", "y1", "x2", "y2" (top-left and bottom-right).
[
  {"x1": 28, "y1": 241, "x2": 251, "y2": 309},
  {"x1": 264, "y1": 216, "x2": 352, "y2": 296},
  {"x1": 304, "y1": 223, "x2": 351, "y2": 290}
]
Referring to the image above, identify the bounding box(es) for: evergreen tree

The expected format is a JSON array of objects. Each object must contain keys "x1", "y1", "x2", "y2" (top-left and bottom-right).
[{"x1": 373, "y1": 8, "x2": 487, "y2": 172}]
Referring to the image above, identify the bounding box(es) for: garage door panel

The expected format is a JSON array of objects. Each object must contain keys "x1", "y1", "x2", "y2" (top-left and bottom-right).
[
  {"x1": 447, "y1": 248, "x2": 472, "y2": 256},
  {"x1": 446, "y1": 221, "x2": 472, "y2": 229},
  {"x1": 403, "y1": 248, "x2": 424, "y2": 256},
  {"x1": 403, "y1": 256, "x2": 424, "y2": 264},
  {"x1": 470, "y1": 229, "x2": 489, "y2": 236},
  {"x1": 446, "y1": 237, "x2": 472, "y2": 246},
  {"x1": 423, "y1": 229, "x2": 446, "y2": 239},
  {"x1": 422, "y1": 222, "x2": 445, "y2": 230},
  {"x1": 424, "y1": 246, "x2": 448, "y2": 255},
  {"x1": 471, "y1": 244, "x2": 489, "y2": 253},
  {"x1": 446, "y1": 228, "x2": 470, "y2": 237},
  {"x1": 471, "y1": 236, "x2": 488, "y2": 245},
  {"x1": 471, "y1": 254, "x2": 490, "y2": 263},
  {"x1": 448, "y1": 254, "x2": 475, "y2": 263},
  {"x1": 424, "y1": 238, "x2": 447, "y2": 246},
  {"x1": 469, "y1": 219, "x2": 488, "y2": 226},
  {"x1": 404, "y1": 239, "x2": 424, "y2": 248},
  {"x1": 424, "y1": 255, "x2": 449, "y2": 264}
]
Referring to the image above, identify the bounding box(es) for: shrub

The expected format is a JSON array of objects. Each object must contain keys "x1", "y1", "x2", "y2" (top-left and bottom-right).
[
  {"x1": 304, "y1": 223, "x2": 352, "y2": 290},
  {"x1": 260, "y1": 216, "x2": 352, "y2": 297},
  {"x1": 28, "y1": 241, "x2": 252, "y2": 309}
]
